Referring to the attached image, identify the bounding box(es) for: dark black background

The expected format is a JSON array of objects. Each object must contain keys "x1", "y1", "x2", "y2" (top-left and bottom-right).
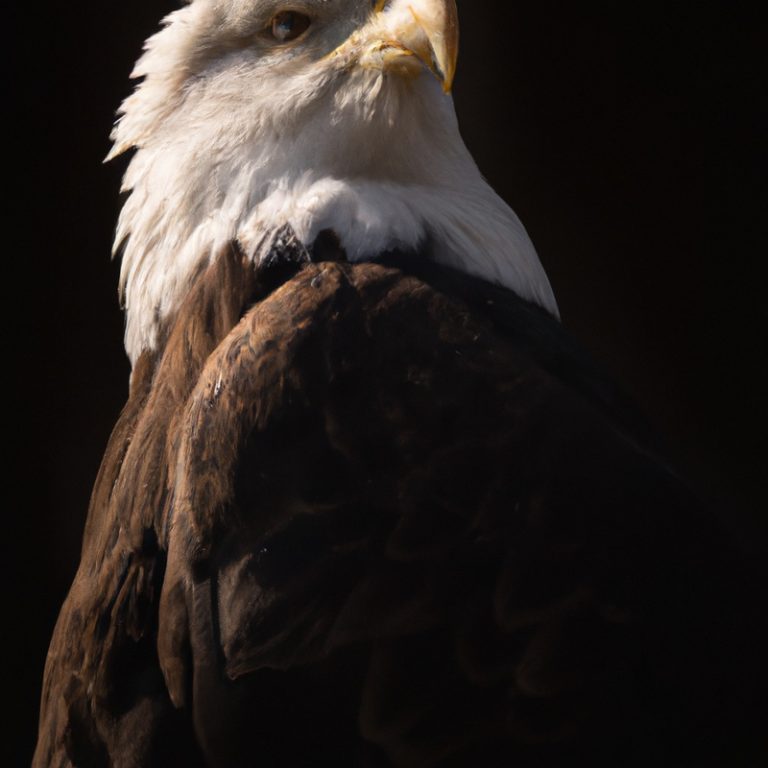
[{"x1": 7, "y1": 1, "x2": 766, "y2": 763}]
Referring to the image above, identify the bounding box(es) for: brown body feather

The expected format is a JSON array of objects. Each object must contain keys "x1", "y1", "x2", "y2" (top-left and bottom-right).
[{"x1": 34, "y1": 248, "x2": 764, "y2": 767}]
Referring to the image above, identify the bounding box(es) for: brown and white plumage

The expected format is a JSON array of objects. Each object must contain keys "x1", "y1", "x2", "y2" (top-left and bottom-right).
[{"x1": 35, "y1": 1, "x2": 764, "y2": 766}]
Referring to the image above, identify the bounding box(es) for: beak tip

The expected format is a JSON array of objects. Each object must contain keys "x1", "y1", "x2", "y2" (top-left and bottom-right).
[{"x1": 435, "y1": 48, "x2": 458, "y2": 93}]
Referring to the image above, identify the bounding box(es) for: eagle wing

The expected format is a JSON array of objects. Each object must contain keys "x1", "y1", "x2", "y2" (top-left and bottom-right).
[{"x1": 35, "y1": 248, "x2": 762, "y2": 767}]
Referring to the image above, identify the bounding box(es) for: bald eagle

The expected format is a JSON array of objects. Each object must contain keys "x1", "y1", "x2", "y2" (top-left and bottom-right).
[{"x1": 34, "y1": 1, "x2": 763, "y2": 766}]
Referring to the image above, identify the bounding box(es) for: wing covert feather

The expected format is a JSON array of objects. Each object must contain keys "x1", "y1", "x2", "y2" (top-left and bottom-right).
[
  {"x1": 36, "y1": 256, "x2": 764, "y2": 767},
  {"x1": 162, "y1": 262, "x2": 757, "y2": 766}
]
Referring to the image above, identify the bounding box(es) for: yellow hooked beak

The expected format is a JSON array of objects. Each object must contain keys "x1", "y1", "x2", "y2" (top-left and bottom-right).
[{"x1": 350, "y1": 0, "x2": 460, "y2": 92}]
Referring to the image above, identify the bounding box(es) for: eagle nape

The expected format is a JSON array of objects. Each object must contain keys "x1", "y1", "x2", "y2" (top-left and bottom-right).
[{"x1": 34, "y1": 1, "x2": 766, "y2": 767}]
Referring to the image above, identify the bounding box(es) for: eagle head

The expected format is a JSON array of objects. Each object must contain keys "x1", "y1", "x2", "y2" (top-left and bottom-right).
[{"x1": 111, "y1": 0, "x2": 557, "y2": 363}]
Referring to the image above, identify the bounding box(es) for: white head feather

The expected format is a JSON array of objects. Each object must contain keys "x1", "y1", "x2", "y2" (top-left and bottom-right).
[{"x1": 110, "y1": 0, "x2": 558, "y2": 363}]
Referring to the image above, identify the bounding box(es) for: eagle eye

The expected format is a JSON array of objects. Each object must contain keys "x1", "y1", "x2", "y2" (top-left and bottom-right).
[{"x1": 270, "y1": 11, "x2": 312, "y2": 42}]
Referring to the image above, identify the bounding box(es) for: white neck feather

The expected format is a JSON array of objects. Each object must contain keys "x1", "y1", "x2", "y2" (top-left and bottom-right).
[{"x1": 113, "y1": 14, "x2": 558, "y2": 364}]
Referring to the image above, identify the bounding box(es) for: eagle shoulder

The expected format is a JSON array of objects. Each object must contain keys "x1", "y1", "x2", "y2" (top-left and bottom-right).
[{"x1": 35, "y1": 249, "x2": 763, "y2": 767}]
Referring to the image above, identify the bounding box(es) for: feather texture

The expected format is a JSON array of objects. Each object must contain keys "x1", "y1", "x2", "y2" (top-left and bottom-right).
[{"x1": 34, "y1": 247, "x2": 764, "y2": 767}]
